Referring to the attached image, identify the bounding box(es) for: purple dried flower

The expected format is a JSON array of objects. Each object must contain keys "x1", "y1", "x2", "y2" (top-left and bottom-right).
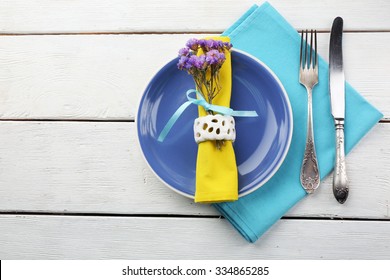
[
  {"x1": 218, "y1": 52, "x2": 226, "y2": 63},
  {"x1": 213, "y1": 40, "x2": 222, "y2": 49},
  {"x1": 223, "y1": 42, "x2": 233, "y2": 50},
  {"x1": 206, "y1": 39, "x2": 221, "y2": 51},
  {"x1": 178, "y1": 47, "x2": 190, "y2": 57},
  {"x1": 205, "y1": 49, "x2": 226, "y2": 65},
  {"x1": 206, "y1": 40, "x2": 215, "y2": 50},
  {"x1": 195, "y1": 54, "x2": 206, "y2": 69},
  {"x1": 205, "y1": 49, "x2": 218, "y2": 64},
  {"x1": 186, "y1": 38, "x2": 199, "y2": 51},
  {"x1": 198, "y1": 39, "x2": 207, "y2": 48},
  {"x1": 186, "y1": 55, "x2": 204, "y2": 70},
  {"x1": 216, "y1": 40, "x2": 224, "y2": 49},
  {"x1": 197, "y1": 39, "x2": 233, "y2": 52},
  {"x1": 177, "y1": 55, "x2": 189, "y2": 70}
]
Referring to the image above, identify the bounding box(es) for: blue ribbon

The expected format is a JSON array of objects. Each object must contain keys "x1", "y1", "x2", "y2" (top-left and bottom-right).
[{"x1": 158, "y1": 89, "x2": 258, "y2": 142}]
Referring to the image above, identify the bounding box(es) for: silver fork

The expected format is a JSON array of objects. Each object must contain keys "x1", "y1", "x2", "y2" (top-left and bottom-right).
[{"x1": 299, "y1": 30, "x2": 320, "y2": 194}]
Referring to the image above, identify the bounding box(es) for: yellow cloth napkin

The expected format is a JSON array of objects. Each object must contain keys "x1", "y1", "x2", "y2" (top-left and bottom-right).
[{"x1": 195, "y1": 36, "x2": 238, "y2": 203}]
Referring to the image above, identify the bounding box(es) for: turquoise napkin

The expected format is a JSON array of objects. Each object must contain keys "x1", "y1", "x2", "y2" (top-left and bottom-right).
[{"x1": 214, "y1": 2, "x2": 383, "y2": 242}]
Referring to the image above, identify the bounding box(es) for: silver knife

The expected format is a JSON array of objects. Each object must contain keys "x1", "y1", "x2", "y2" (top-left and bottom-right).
[{"x1": 329, "y1": 17, "x2": 349, "y2": 204}]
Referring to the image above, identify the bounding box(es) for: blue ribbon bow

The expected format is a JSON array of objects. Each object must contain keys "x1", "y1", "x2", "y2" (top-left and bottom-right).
[{"x1": 157, "y1": 89, "x2": 258, "y2": 142}]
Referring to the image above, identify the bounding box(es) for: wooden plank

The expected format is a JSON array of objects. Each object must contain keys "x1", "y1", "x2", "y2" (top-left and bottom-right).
[
  {"x1": 0, "y1": 215, "x2": 389, "y2": 259},
  {"x1": 0, "y1": 121, "x2": 205, "y2": 215},
  {"x1": 0, "y1": 0, "x2": 389, "y2": 33},
  {"x1": 0, "y1": 122, "x2": 388, "y2": 219},
  {"x1": 0, "y1": 33, "x2": 388, "y2": 120},
  {"x1": 0, "y1": 34, "x2": 189, "y2": 120}
]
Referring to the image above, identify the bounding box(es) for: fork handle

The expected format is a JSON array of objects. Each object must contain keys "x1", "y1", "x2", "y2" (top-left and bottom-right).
[
  {"x1": 333, "y1": 120, "x2": 349, "y2": 203},
  {"x1": 300, "y1": 88, "x2": 320, "y2": 194}
]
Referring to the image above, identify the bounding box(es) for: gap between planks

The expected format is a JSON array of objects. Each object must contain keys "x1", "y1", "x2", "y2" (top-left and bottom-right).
[
  {"x1": 0, "y1": 118, "x2": 388, "y2": 123},
  {"x1": 0, "y1": 211, "x2": 389, "y2": 223},
  {"x1": 1, "y1": 30, "x2": 390, "y2": 36},
  {"x1": 0, "y1": 118, "x2": 134, "y2": 122}
]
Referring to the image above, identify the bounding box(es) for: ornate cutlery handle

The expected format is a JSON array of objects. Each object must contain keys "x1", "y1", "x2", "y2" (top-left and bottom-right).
[
  {"x1": 300, "y1": 88, "x2": 320, "y2": 194},
  {"x1": 333, "y1": 120, "x2": 349, "y2": 203}
]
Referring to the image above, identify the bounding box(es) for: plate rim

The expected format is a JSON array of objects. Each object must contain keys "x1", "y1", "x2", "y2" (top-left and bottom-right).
[{"x1": 136, "y1": 48, "x2": 293, "y2": 199}]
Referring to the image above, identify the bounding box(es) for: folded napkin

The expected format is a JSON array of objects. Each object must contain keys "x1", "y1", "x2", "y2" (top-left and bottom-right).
[
  {"x1": 195, "y1": 36, "x2": 238, "y2": 203},
  {"x1": 214, "y1": 2, "x2": 383, "y2": 242}
]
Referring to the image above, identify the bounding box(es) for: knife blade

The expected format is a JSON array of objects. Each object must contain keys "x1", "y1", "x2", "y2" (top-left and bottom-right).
[
  {"x1": 329, "y1": 17, "x2": 345, "y2": 120},
  {"x1": 329, "y1": 16, "x2": 349, "y2": 204}
]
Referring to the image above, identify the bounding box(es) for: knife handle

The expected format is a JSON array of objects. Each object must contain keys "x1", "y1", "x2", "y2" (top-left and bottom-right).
[{"x1": 333, "y1": 120, "x2": 349, "y2": 204}]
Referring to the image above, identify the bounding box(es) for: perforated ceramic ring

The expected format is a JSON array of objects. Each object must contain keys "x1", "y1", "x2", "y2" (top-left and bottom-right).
[{"x1": 193, "y1": 114, "x2": 236, "y2": 144}]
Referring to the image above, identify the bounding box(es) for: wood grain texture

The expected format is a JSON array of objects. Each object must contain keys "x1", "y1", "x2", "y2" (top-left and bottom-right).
[
  {"x1": 0, "y1": 122, "x2": 388, "y2": 218},
  {"x1": 0, "y1": 33, "x2": 388, "y2": 120},
  {"x1": 0, "y1": 215, "x2": 389, "y2": 259},
  {"x1": 0, "y1": 0, "x2": 389, "y2": 261},
  {"x1": 0, "y1": 0, "x2": 389, "y2": 33}
]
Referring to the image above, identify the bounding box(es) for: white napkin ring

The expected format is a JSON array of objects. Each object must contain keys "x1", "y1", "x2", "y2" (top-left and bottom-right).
[{"x1": 193, "y1": 114, "x2": 236, "y2": 144}]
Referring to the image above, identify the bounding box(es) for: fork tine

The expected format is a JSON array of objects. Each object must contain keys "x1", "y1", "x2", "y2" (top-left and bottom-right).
[
  {"x1": 300, "y1": 30, "x2": 304, "y2": 68},
  {"x1": 315, "y1": 30, "x2": 318, "y2": 69},
  {"x1": 304, "y1": 30, "x2": 308, "y2": 69},
  {"x1": 310, "y1": 29, "x2": 313, "y2": 68}
]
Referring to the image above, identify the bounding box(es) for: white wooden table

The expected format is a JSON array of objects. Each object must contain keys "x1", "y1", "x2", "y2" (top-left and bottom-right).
[{"x1": 0, "y1": 0, "x2": 389, "y2": 259}]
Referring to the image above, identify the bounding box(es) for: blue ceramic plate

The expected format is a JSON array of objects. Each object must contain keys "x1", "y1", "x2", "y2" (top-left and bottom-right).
[{"x1": 137, "y1": 49, "x2": 293, "y2": 198}]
